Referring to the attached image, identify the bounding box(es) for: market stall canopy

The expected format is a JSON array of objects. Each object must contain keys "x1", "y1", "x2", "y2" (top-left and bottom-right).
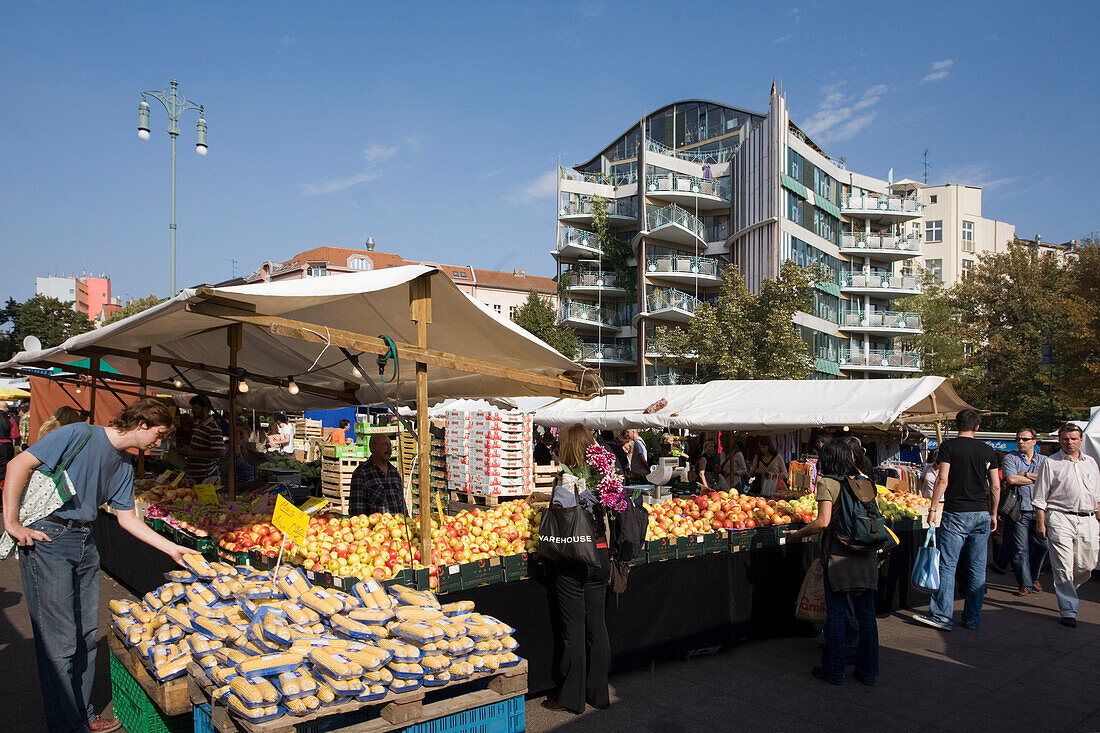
[
  {"x1": 0, "y1": 266, "x2": 601, "y2": 410},
  {"x1": 532, "y1": 377, "x2": 974, "y2": 432}
]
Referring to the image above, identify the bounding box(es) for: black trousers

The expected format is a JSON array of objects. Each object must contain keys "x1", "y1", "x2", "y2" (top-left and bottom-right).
[
  {"x1": 547, "y1": 549, "x2": 611, "y2": 713},
  {"x1": 0, "y1": 442, "x2": 13, "y2": 486}
]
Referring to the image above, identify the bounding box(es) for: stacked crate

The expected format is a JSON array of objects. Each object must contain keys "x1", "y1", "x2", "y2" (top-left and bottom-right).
[
  {"x1": 399, "y1": 423, "x2": 446, "y2": 515},
  {"x1": 446, "y1": 410, "x2": 534, "y2": 498},
  {"x1": 292, "y1": 417, "x2": 323, "y2": 450},
  {"x1": 320, "y1": 439, "x2": 400, "y2": 515}
]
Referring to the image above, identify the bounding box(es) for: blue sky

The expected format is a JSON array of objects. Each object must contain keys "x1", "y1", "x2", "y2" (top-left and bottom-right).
[{"x1": 2, "y1": 1, "x2": 1097, "y2": 304}]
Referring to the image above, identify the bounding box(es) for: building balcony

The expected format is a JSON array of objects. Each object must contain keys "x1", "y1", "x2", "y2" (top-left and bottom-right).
[
  {"x1": 579, "y1": 342, "x2": 636, "y2": 366},
  {"x1": 842, "y1": 194, "x2": 923, "y2": 221},
  {"x1": 554, "y1": 227, "x2": 604, "y2": 260},
  {"x1": 645, "y1": 288, "x2": 705, "y2": 323},
  {"x1": 645, "y1": 204, "x2": 705, "y2": 246},
  {"x1": 559, "y1": 196, "x2": 637, "y2": 226},
  {"x1": 561, "y1": 168, "x2": 639, "y2": 188},
  {"x1": 564, "y1": 269, "x2": 632, "y2": 297},
  {"x1": 652, "y1": 370, "x2": 692, "y2": 385},
  {"x1": 645, "y1": 254, "x2": 722, "y2": 287},
  {"x1": 645, "y1": 138, "x2": 731, "y2": 165},
  {"x1": 839, "y1": 234, "x2": 922, "y2": 262},
  {"x1": 838, "y1": 270, "x2": 922, "y2": 297},
  {"x1": 645, "y1": 173, "x2": 729, "y2": 210},
  {"x1": 838, "y1": 349, "x2": 923, "y2": 373},
  {"x1": 840, "y1": 311, "x2": 923, "y2": 336},
  {"x1": 557, "y1": 301, "x2": 622, "y2": 332}
]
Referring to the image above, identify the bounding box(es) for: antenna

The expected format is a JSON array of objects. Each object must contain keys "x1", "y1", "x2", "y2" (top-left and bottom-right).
[
  {"x1": 922, "y1": 149, "x2": 931, "y2": 184},
  {"x1": 227, "y1": 258, "x2": 238, "y2": 277}
]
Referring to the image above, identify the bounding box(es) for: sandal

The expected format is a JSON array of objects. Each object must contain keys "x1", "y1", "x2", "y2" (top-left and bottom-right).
[{"x1": 89, "y1": 715, "x2": 122, "y2": 733}]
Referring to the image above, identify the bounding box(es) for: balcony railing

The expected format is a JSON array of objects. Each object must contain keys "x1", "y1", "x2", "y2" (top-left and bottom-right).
[
  {"x1": 841, "y1": 311, "x2": 923, "y2": 330},
  {"x1": 652, "y1": 371, "x2": 690, "y2": 385},
  {"x1": 579, "y1": 343, "x2": 635, "y2": 363},
  {"x1": 558, "y1": 301, "x2": 621, "y2": 327},
  {"x1": 559, "y1": 196, "x2": 638, "y2": 219},
  {"x1": 839, "y1": 349, "x2": 922, "y2": 369},
  {"x1": 562, "y1": 168, "x2": 639, "y2": 187},
  {"x1": 647, "y1": 288, "x2": 704, "y2": 315},
  {"x1": 646, "y1": 204, "x2": 705, "y2": 240},
  {"x1": 565, "y1": 268, "x2": 631, "y2": 289},
  {"x1": 646, "y1": 254, "x2": 721, "y2": 278},
  {"x1": 840, "y1": 233, "x2": 922, "y2": 253},
  {"x1": 645, "y1": 138, "x2": 731, "y2": 165},
  {"x1": 838, "y1": 270, "x2": 922, "y2": 292},
  {"x1": 646, "y1": 173, "x2": 729, "y2": 201},
  {"x1": 557, "y1": 227, "x2": 603, "y2": 256},
  {"x1": 842, "y1": 194, "x2": 922, "y2": 215}
]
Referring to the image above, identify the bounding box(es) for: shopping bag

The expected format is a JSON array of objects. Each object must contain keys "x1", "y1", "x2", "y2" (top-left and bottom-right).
[
  {"x1": 537, "y1": 485, "x2": 600, "y2": 569},
  {"x1": 795, "y1": 557, "x2": 826, "y2": 623},
  {"x1": 911, "y1": 526, "x2": 941, "y2": 592}
]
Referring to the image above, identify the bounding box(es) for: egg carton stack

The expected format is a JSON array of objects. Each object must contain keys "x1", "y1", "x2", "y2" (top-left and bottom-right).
[
  {"x1": 469, "y1": 411, "x2": 534, "y2": 497},
  {"x1": 108, "y1": 553, "x2": 522, "y2": 726},
  {"x1": 444, "y1": 411, "x2": 473, "y2": 493}
]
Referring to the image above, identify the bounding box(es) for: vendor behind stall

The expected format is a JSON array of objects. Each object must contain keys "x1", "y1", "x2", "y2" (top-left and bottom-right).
[
  {"x1": 178, "y1": 395, "x2": 226, "y2": 483},
  {"x1": 349, "y1": 434, "x2": 406, "y2": 516},
  {"x1": 325, "y1": 419, "x2": 352, "y2": 445},
  {"x1": 750, "y1": 436, "x2": 787, "y2": 496}
]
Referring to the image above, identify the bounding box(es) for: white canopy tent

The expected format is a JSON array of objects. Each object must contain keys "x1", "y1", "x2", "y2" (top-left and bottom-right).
[{"x1": 531, "y1": 377, "x2": 974, "y2": 433}]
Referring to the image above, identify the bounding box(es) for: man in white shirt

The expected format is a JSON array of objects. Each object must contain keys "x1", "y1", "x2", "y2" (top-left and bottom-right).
[{"x1": 1032, "y1": 423, "x2": 1100, "y2": 627}]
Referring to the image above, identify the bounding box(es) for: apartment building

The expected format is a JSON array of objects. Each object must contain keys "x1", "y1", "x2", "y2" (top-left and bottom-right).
[
  {"x1": 916, "y1": 184, "x2": 1015, "y2": 286},
  {"x1": 241, "y1": 245, "x2": 557, "y2": 320},
  {"x1": 553, "y1": 87, "x2": 1000, "y2": 384},
  {"x1": 35, "y1": 273, "x2": 114, "y2": 321}
]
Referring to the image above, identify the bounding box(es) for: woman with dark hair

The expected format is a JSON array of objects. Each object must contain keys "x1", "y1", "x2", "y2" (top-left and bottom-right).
[
  {"x1": 786, "y1": 436, "x2": 879, "y2": 686},
  {"x1": 750, "y1": 436, "x2": 787, "y2": 496},
  {"x1": 845, "y1": 435, "x2": 872, "y2": 477}
]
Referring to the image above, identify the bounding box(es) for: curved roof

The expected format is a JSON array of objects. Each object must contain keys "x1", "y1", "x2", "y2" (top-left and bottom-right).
[{"x1": 576, "y1": 98, "x2": 767, "y2": 169}]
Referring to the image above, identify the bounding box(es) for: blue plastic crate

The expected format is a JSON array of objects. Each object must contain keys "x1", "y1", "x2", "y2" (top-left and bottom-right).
[
  {"x1": 193, "y1": 703, "x2": 213, "y2": 733},
  {"x1": 403, "y1": 695, "x2": 524, "y2": 733}
]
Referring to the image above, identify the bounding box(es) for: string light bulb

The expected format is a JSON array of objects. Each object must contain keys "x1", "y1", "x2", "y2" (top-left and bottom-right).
[
  {"x1": 173, "y1": 378, "x2": 183, "y2": 388},
  {"x1": 75, "y1": 385, "x2": 82, "y2": 394},
  {"x1": 237, "y1": 380, "x2": 249, "y2": 393},
  {"x1": 287, "y1": 376, "x2": 299, "y2": 395},
  {"x1": 351, "y1": 366, "x2": 362, "y2": 378}
]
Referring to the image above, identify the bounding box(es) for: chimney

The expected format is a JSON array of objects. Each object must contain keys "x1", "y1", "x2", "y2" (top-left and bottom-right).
[
  {"x1": 513, "y1": 269, "x2": 525, "y2": 277},
  {"x1": 365, "y1": 237, "x2": 376, "y2": 251}
]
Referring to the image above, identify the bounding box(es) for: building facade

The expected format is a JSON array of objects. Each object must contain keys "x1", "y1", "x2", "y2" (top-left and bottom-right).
[
  {"x1": 242, "y1": 245, "x2": 557, "y2": 320},
  {"x1": 35, "y1": 273, "x2": 114, "y2": 321},
  {"x1": 553, "y1": 87, "x2": 1023, "y2": 385}
]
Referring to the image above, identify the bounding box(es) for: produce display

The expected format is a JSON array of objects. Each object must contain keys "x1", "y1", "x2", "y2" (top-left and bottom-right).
[
  {"x1": 877, "y1": 488, "x2": 931, "y2": 520},
  {"x1": 258, "y1": 454, "x2": 321, "y2": 483},
  {"x1": 109, "y1": 556, "x2": 522, "y2": 725},
  {"x1": 643, "y1": 491, "x2": 813, "y2": 539}
]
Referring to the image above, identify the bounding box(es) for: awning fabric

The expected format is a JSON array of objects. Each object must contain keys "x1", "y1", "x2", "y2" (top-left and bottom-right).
[
  {"x1": 0, "y1": 266, "x2": 598, "y2": 411},
  {"x1": 811, "y1": 192, "x2": 843, "y2": 219},
  {"x1": 780, "y1": 173, "x2": 809, "y2": 200},
  {"x1": 532, "y1": 377, "x2": 974, "y2": 432}
]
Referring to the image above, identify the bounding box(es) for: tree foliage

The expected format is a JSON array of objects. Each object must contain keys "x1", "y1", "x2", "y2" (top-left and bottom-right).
[
  {"x1": 0, "y1": 295, "x2": 95, "y2": 360},
  {"x1": 512, "y1": 290, "x2": 580, "y2": 360},
  {"x1": 591, "y1": 195, "x2": 636, "y2": 294},
  {"x1": 893, "y1": 268, "x2": 968, "y2": 379},
  {"x1": 649, "y1": 261, "x2": 818, "y2": 381},
  {"x1": 103, "y1": 294, "x2": 167, "y2": 326},
  {"x1": 1057, "y1": 235, "x2": 1100, "y2": 409}
]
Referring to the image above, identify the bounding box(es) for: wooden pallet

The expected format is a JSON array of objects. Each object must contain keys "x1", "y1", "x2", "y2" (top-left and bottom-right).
[
  {"x1": 187, "y1": 659, "x2": 526, "y2": 733},
  {"x1": 108, "y1": 629, "x2": 192, "y2": 716},
  {"x1": 447, "y1": 490, "x2": 529, "y2": 507}
]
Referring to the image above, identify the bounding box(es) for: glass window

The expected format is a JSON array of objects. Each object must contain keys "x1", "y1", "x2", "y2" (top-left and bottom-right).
[
  {"x1": 509, "y1": 305, "x2": 518, "y2": 320},
  {"x1": 925, "y1": 220, "x2": 943, "y2": 243},
  {"x1": 962, "y1": 221, "x2": 975, "y2": 252},
  {"x1": 348, "y1": 257, "x2": 371, "y2": 270},
  {"x1": 786, "y1": 191, "x2": 803, "y2": 226},
  {"x1": 814, "y1": 210, "x2": 838, "y2": 245},
  {"x1": 929, "y1": 195, "x2": 938, "y2": 204},
  {"x1": 961, "y1": 259, "x2": 973, "y2": 280},
  {"x1": 925, "y1": 259, "x2": 943, "y2": 283},
  {"x1": 492, "y1": 304, "x2": 502, "y2": 313},
  {"x1": 787, "y1": 149, "x2": 803, "y2": 180},
  {"x1": 306, "y1": 264, "x2": 327, "y2": 277}
]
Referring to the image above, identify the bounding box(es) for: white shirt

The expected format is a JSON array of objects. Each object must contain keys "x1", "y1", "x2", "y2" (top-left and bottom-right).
[
  {"x1": 279, "y1": 423, "x2": 295, "y2": 454},
  {"x1": 1032, "y1": 451, "x2": 1100, "y2": 514}
]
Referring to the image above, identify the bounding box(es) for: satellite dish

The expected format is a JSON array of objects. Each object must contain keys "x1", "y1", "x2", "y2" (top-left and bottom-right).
[{"x1": 22, "y1": 335, "x2": 42, "y2": 352}]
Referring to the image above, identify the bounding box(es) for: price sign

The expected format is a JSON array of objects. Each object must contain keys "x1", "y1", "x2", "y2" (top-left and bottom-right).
[
  {"x1": 272, "y1": 495, "x2": 309, "y2": 547},
  {"x1": 298, "y1": 497, "x2": 329, "y2": 516},
  {"x1": 195, "y1": 484, "x2": 219, "y2": 504},
  {"x1": 155, "y1": 471, "x2": 172, "y2": 483},
  {"x1": 171, "y1": 472, "x2": 184, "y2": 487}
]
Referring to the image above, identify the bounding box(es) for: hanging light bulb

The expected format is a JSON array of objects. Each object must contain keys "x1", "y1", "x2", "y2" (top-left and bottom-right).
[
  {"x1": 351, "y1": 366, "x2": 362, "y2": 378},
  {"x1": 287, "y1": 376, "x2": 299, "y2": 395},
  {"x1": 75, "y1": 384, "x2": 82, "y2": 394},
  {"x1": 238, "y1": 380, "x2": 249, "y2": 393},
  {"x1": 173, "y1": 378, "x2": 183, "y2": 388}
]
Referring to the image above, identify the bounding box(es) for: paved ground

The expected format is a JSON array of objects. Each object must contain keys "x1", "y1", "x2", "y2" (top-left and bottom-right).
[{"x1": 3, "y1": 556, "x2": 1099, "y2": 733}]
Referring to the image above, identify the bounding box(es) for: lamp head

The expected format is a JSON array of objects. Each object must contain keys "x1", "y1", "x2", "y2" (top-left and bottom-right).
[
  {"x1": 195, "y1": 116, "x2": 208, "y2": 156},
  {"x1": 138, "y1": 100, "x2": 151, "y2": 140}
]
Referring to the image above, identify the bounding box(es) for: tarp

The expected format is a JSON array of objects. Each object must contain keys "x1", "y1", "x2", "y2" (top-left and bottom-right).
[
  {"x1": 0, "y1": 266, "x2": 598, "y2": 411},
  {"x1": 532, "y1": 377, "x2": 974, "y2": 432},
  {"x1": 1083, "y1": 406, "x2": 1100, "y2": 463}
]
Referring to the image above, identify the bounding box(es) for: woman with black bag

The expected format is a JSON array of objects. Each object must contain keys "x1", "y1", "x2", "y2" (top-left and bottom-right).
[{"x1": 529, "y1": 423, "x2": 611, "y2": 714}]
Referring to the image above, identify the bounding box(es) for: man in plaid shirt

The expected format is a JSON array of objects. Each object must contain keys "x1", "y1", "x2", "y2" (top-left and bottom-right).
[{"x1": 350, "y1": 434, "x2": 407, "y2": 516}]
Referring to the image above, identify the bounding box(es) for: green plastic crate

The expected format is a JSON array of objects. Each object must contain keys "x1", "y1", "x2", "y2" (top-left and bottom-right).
[
  {"x1": 437, "y1": 563, "x2": 464, "y2": 594},
  {"x1": 109, "y1": 654, "x2": 191, "y2": 733},
  {"x1": 678, "y1": 532, "x2": 724, "y2": 558},
  {"x1": 646, "y1": 537, "x2": 677, "y2": 562},
  {"x1": 459, "y1": 556, "x2": 505, "y2": 589},
  {"x1": 753, "y1": 525, "x2": 783, "y2": 547},
  {"x1": 404, "y1": 695, "x2": 524, "y2": 733},
  {"x1": 728, "y1": 529, "x2": 754, "y2": 553},
  {"x1": 501, "y1": 552, "x2": 530, "y2": 582}
]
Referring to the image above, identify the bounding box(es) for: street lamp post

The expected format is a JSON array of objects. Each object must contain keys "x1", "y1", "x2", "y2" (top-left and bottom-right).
[{"x1": 137, "y1": 79, "x2": 207, "y2": 296}]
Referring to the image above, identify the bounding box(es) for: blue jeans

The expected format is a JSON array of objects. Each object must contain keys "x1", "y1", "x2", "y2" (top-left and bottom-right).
[
  {"x1": 18, "y1": 518, "x2": 100, "y2": 733},
  {"x1": 822, "y1": 573, "x2": 878, "y2": 684},
  {"x1": 1010, "y1": 510, "x2": 1049, "y2": 588},
  {"x1": 930, "y1": 511, "x2": 990, "y2": 629}
]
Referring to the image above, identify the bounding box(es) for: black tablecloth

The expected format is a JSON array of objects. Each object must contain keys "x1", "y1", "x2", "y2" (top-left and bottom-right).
[{"x1": 95, "y1": 515, "x2": 924, "y2": 694}]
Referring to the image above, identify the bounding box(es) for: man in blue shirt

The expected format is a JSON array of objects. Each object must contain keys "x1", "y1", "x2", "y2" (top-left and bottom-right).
[
  {"x1": 2, "y1": 398, "x2": 191, "y2": 733},
  {"x1": 1001, "y1": 427, "x2": 1049, "y2": 596}
]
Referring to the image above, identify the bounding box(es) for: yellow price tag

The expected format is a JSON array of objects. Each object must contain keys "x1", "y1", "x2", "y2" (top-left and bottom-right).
[
  {"x1": 298, "y1": 497, "x2": 329, "y2": 516},
  {"x1": 171, "y1": 472, "x2": 184, "y2": 486},
  {"x1": 272, "y1": 495, "x2": 309, "y2": 547},
  {"x1": 155, "y1": 471, "x2": 172, "y2": 483},
  {"x1": 195, "y1": 484, "x2": 219, "y2": 504}
]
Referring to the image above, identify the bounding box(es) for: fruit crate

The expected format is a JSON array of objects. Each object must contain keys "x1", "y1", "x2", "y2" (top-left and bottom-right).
[
  {"x1": 678, "y1": 531, "x2": 726, "y2": 558},
  {"x1": 645, "y1": 537, "x2": 678, "y2": 562},
  {"x1": 403, "y1": 694, "x2": 524, "y2": 733},
  {"x1": 502, "y1": 552, "x2": 530, "y2": 582},
  {"x1": 193, "y1": 703, "x2": 214, "y2": 733},
  {"x1": 459, "y1": 556, "x2": 505, "y2": 589},
  {"x1": 321, "y1": 444, "x2": 371, "y2": 460},
  {"x1": 436, "y1": 563, "x2": 465, "y2": 594},
  {"x1": 216, "y1": 546, "x2": 250, "y2": 566},
  {"x1": 753, "y1": 525, "x2": 784, "y2": 548},
  {"x1": 174, "y1": 528, "x2": 216, "y2": 556},
  {"x1": 728, "y1": 529, "x2": 754, "y2": 553},
  {"x1": 109, "y1": 654, "x2": 192, "y2": 733}
]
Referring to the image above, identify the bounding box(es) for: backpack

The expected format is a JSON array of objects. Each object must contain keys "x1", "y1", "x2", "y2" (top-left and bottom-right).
[{"x1": 825, "y1": 474, "x2": 889, "y2": 552}]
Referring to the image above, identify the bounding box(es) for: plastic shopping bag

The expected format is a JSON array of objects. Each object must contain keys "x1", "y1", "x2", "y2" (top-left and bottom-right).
[
  {"x1": 911, "y1": 526, "x2": 941, "y2": 592},
  {"x1": 795, "y1": 557, "x2": 826, "y2": 623}
]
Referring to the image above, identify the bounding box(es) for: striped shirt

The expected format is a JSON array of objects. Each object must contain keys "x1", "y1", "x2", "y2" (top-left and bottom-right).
[
  {"x1": 350, "y1": 460, "x2": 407, "y2": 516},
  {"x1": 186, "y1": 416, "x2": 223, "y2": 481}
]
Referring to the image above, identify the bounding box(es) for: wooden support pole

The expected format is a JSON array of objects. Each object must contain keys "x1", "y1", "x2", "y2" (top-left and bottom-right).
[
  {"x1": 88, "y1": 357, "x2": 100, "y2": 422},
  {"x1": 227, "y1": 325, "x2": 242, "y2": 501},
  {"x1": 137, "y1": 347, "x2": 150, "y2": 479},
  {"x1": 410, "y1": 275, "x2": 432, "y2": 566},
  {"x1": 930, "y1": 393, "x2": 944, "y2": 448}
]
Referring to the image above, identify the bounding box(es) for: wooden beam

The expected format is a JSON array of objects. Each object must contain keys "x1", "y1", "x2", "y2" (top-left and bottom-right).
[
  {"x1": 88, "y1": 357, "x2": 100, "y2": 421},
  {"x1": 227, "y1": 325, "x2": 242, "y2": 501},
  {"x1": 73, "y1": 345, "x2": 357, "y2": 404},
  {"x1": 183, "y1": 303, "x2": 597, "y2": 397},
  {"x1": 411, "y1": 275, "x2": 432, "y2": 564},
  {"x1": 19, "y1": 361, "x2": 224, "y2": 400}
]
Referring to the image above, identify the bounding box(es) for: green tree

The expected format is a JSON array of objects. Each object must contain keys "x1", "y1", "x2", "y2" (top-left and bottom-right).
[
  {"x1": 893, "y1": 268, "x2": 968, "y2": 379},
  {"x1": 591, "y1": 196, "x2": 635, "y2": 294},
  {"x1": 103, "y1": 294, "x2": 167, "y2": 325},
  {"x1": 1057, "y1": 235, "x2": 1100, "y2": 409},
  {"x1": 950, "y1": 239, "x2": 1072, "y2": 431},
  {"x1": 0, "y1": 295, "x2": 95, "y2": 359},
  {"x1": 649, "y1": 261, "x2": 817, "y2": 380},
  {"x1": 512, "y1": 290, "x2": 580, "y2": 360}
]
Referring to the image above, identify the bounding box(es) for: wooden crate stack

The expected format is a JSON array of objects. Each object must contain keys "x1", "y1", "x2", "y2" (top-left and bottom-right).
[
  {"x1": 293, "y1": 417, "x2": 323, "y2": 445},
  {"x1": 408, "y1": 432, "x2": 447, "y2": 516},
  {"x1": 319, "y1": 446, "x2": 368, "y2": 515}
]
